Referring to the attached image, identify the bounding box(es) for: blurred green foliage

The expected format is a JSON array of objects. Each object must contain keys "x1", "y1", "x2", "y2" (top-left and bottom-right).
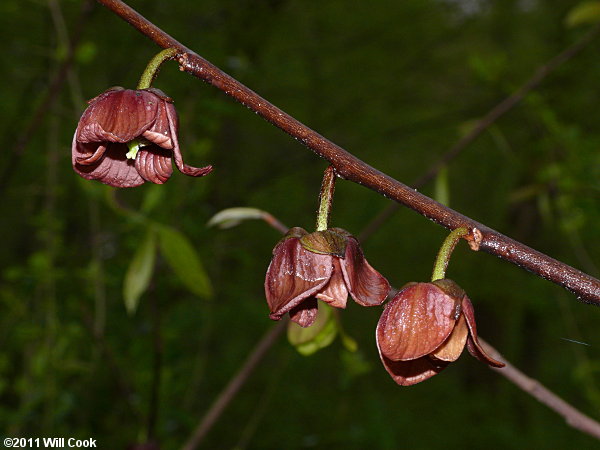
[{"x1": 1, "y1": 0, "x2": 599, "y2": 448}]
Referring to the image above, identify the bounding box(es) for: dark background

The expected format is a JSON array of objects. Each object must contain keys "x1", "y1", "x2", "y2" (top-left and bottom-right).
[{"x1": 1, "y1": 0, "x2": 600, "y2": 448}]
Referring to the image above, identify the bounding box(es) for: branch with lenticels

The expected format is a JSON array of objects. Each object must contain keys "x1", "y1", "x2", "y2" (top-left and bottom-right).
[{"x1": 94, "y1": 0, "x2": 600, "y2": 305}]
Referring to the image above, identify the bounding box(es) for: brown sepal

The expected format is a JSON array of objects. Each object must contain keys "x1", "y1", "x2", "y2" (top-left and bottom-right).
[{"x1": 299, "y1": 229, "x2": 348, "y2": 257}]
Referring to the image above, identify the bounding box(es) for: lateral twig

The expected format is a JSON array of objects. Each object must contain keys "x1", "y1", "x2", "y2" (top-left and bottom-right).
[
  {"x1": 480, "y1": 338, "x2": 600, "y2": 440},
  {"x1": 180, "y1": 320, "x2": 287, "y2": 450}
]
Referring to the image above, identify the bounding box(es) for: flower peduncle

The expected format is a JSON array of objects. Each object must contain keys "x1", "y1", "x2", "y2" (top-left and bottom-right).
[
  {"x1": 316, "y1": 165, "x2": 337, "y2": 232},
  {"x1": 431, "y1": 227, "x2": 469, "y2": 281},
  {"x1": 137, "y1": 47, "x2": 179, "y2": 90}
]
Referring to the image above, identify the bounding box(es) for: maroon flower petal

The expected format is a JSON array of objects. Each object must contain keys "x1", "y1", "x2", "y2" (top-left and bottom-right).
[
  {"x1": 135, "y1": 147, "x2": 173, "y2": 184},
  {"x1": 376, "y1": 283, "x2": 457, "y2": 361},
  {"x1": 165, "y1": 101, "x2": 213, "y2": 177},
  {"x1": 142, "y1": 100, "x2": 174, "y2": 149},
  {"x1": 265, "y1": 237, "x2": 333, "y2": 321},
  {"x1": 316, "y1": 259, "x2": 348, "y2": 309},
  {"x1": 289, "y1": 298, "x2": 319, "y2": 328},
  {"x1": 76, "y1": 89, "x2": 159, "y2": 143},
  {"x1": 340, "y1": 237, "x2": 389, "y2": 306},
  {"x1": 379, "y1": 353, "x2": 448, "y2": 386},
  {"x1": 74, "y1": 142, "x2": 145, "y2": 188},
  {"x1": 74, "y1": 142, "x2": 107, "y2": 165},
  {"x1": 462, "y1": 296, "x2": 505, "y2": 368}
]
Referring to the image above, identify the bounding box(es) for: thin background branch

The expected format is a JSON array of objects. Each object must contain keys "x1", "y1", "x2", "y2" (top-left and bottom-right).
[
  {"x1": 0, "y1": 0, "x2": 94, "y2": 194},
  {"x1": 81, "y1": 307, "x2": 143, "y2": 421},
  {"x1": 181, "y1": 320, "x2": 287, "y2": 450},
  {"x1": 147, "y1": 287, "x2": 163, "y2": 442},
  {"x1": 481, "y1": 338, "x2": 600, "y2": 440},
  {"x1": 359, "y1": 23, "x2": 600, "y2": 242}
]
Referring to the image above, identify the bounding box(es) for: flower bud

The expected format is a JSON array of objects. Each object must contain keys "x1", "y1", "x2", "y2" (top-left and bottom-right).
[{"x1": 376, "y1": 279, "x2": 504, "y2": 386}]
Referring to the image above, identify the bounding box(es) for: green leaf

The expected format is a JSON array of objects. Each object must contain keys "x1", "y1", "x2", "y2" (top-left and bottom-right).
[
  {"x1": 334, "y1": 311, "x2": 359, "y2": 352},
  {"x1": 565, "y1": 2, "x2": 600, "y2": 27},
  {"x1": 287, "y1": 304, "x2": 338, "y2": 356},
  {"x1": 140, "y1": 184, "x2": 166, "y2": 214},
  {"x1": 123, "y1": 230, "x2": 156, "y2": 315},
  {"x1": 339, "y1": 330, "x2": 358, "y2": 353},
  {"x1": 340, "y1": 349, "x2": 372, "y2": 383},
  {"x1": 157, "y1": 226, "x2": 212, "y2": 298},
  {"x1": 207, "y1": 207, "x2": 268, "y2": 229},
  {"x1": 434, "y1": 167, "x2": 450, "y2": 207},
  {"x1": 75, "y1": 41, "x2": 97, "y2": 65}
]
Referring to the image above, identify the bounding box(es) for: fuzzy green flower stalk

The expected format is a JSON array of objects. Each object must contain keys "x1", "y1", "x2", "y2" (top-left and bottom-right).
[
  {"x1": 126, "y1": 48, "x2": 179, "y2": 158},
  {"x1": 431, "y1": 227, "x2": 469, "y2": 281},
  {"x1": 315, "y1": 165, "x2": 337, "y2": 231},
  {"x1": 137, "y1": 47, "x2": 179, "y2": 90}
]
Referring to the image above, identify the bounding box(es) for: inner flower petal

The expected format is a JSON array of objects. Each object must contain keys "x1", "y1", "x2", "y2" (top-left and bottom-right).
[
  {"x1": 316, "y1": 259, "x2": 348, "y2": 309},
  {"x1": 142, "y1": 100, "x2": 174, "y2": 149},
  {"x1": 430, "y1": 313, "x2": 468, "y2": 362},
  {"x1": 76, "y1": 144, "x2": 107, "y2": 165},
  {"x1": 378, "y1": 353, "x2": 448, "y2": 386},
  {"x1": 289, "y1": 298, "x2": 319, "y2": 328},
  {"x1": 135, "y1": 147, "x2": 173, "y2": 184},
  {"x1": 74, "y1": 142, "x2": 145, "y2": 188}
]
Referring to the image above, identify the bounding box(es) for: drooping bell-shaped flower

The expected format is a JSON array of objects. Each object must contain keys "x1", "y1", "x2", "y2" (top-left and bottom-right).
[
  {"x1": 376, "y1": 279, "x2": 504, "y2": 386},
  {"x1": 265, "y1": 227, "x2": 390, "y2": 327},
  {"x1": 72, "y1": 87, "x2": 212, "y2": 188}
]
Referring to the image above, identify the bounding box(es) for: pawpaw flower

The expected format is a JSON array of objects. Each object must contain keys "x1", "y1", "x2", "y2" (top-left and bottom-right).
[
  {"x1": 72, "y1": 87, "x2": 212, "y2": 188},
  {"x1": 376, "y1": 279, "x2": 504, "y2": 386},
  {"x1": 265, "y1": 227, "x2": 390, "y2": 327}
]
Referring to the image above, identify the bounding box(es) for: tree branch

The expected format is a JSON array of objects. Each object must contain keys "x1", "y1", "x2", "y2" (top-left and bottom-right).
[
  {"x1": 413, "y1": 24, "x2": 600, "y2": 189},
  {"x1": 94, "y1": 0, "x2": 600, "y2": 304}
]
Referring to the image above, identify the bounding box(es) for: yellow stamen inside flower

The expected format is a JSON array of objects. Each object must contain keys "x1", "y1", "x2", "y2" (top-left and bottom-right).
[{"x1": 126, "y1": 138, "x2": 151, "y2": 160}]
